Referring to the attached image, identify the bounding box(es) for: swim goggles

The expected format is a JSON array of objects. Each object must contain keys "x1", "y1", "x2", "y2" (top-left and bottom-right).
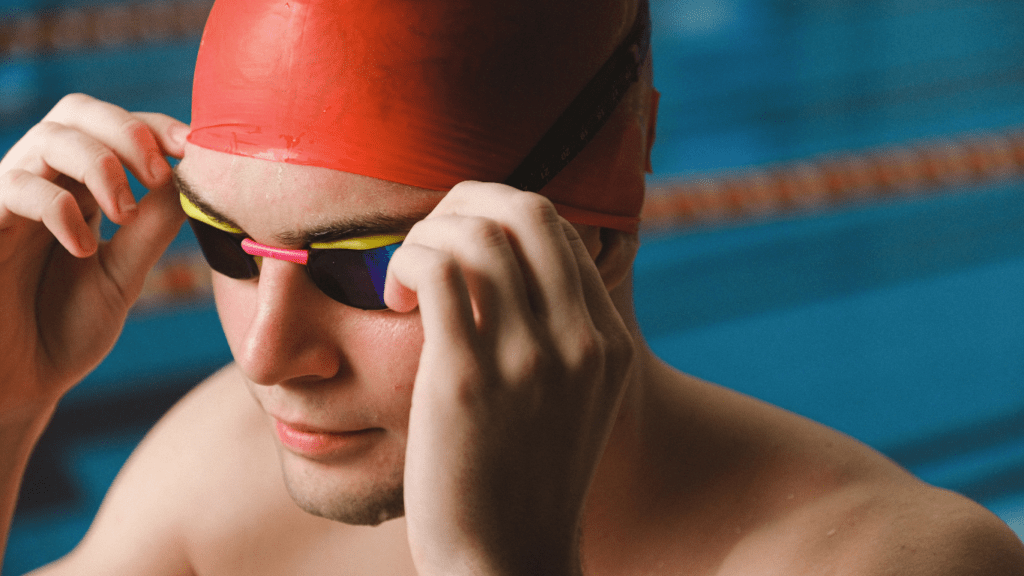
[
  {"x1": 181, "y1": 1, "x2": 650, "y2": 310},
  {"x1": 181, "y1": 193, "x2": 403, "y2": 310}
]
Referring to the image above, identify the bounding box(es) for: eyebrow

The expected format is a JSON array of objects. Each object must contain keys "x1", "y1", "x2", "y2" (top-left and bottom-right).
[
  {"x1": 172, "y1": 168, "x2": 428, "y2": 246},
  {"x1": 173, "y1": 169, "x2": 239, "y2": 229}
]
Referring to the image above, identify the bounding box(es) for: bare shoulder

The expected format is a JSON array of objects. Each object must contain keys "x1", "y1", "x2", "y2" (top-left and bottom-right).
[
  {"x1": 728, "y1": 480, "x2": 1024, "y2": 576},
  {"x1": 30, "y1": 364, "x2": 290, "y2": 575},
  {"x1": 636, "y1": 366, "x2": 1024, "y2": 575},
  {"x1": 869, "y1": 485, "x2": 1024, "y2": 576},
  {"x1": 680, "y1": 377, "x2": 1024, "y2": 575}
]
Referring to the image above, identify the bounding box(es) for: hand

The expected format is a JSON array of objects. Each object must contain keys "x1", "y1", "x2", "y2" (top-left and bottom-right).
[
  {"x1": 0, "y1": 93, "x2": 187, "y2": 415},
  {"x1": 385, "y1": 182, "x2": 635, "y2": 576}
]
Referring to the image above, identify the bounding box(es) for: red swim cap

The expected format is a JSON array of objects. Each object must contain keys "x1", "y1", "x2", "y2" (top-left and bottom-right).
[{"x1": 188, "y1": 0, "x2": 652, "y2": 232}]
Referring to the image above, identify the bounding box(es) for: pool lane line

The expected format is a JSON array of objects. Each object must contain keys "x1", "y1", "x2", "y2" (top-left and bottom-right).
[
  {"x1": 642, "y1": 127, "x2": 1024, "y2": 230},
  {"x1": 0, "y1": 0, "x2": 212, "y2": 57}
]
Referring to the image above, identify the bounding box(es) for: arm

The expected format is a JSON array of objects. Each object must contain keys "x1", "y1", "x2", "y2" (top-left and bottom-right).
[
  {"x1": 0, "y1": 93, "x2": 187, "y2": 568},
  {"x1": 0, "y1": 401, "x2": 56, "y2": 565}
]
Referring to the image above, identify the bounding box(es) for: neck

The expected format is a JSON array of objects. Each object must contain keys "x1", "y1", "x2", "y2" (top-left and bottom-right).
[{"x1": 578, "y1": 273, "x2": 690, "y2": 572}]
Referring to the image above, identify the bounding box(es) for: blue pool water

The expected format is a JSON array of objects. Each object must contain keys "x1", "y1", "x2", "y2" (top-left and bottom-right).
[{"x1": 3, "y1": 0, "x2": 1024, "y2": 573}]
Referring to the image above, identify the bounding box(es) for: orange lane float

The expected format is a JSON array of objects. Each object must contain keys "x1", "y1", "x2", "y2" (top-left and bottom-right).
[
  {"x1": 0, "y1": 0, "x2": 212, "y2": 56},
  {"x1": 642, "y1": 127, "x2": 1024, "y2": 230}
]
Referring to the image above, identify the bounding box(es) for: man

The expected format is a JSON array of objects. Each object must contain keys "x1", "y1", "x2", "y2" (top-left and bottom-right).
[{"x1": 1, "y1": 0, "x2": 1022, "y2": 574}]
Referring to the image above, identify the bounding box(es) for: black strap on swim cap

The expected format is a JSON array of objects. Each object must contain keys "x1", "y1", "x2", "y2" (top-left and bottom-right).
[{"x1": 504, "y1": 0, "x2": 652, "y2": 192}]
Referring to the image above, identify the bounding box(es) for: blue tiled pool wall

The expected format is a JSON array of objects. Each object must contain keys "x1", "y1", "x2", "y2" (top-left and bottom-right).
[
  {"x1": 3, "y1": 0, "x2": 1024, "y2": 573},
  {"x1": 649, "y1": 0, "x2": 1024, "y2": 175}
]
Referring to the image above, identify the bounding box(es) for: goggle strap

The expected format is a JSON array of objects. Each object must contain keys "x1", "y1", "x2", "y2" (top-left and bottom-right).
[{"x1": 503, "y1": 0, "x2": 651, "y2": 193}]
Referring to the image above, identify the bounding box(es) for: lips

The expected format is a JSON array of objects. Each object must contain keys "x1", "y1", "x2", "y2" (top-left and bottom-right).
[{"x1": 273, "y1": 419, "x2": 381, "y2": 459}]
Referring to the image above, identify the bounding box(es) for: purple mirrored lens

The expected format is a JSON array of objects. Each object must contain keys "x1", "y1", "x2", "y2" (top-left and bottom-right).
[{"x1": 306, "y1": 243, "x2": 401, "y2": 310}]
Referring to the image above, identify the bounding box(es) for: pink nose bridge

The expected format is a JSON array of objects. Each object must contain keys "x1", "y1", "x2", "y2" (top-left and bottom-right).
[{"x1": 241, "y1": 238, "x2": 309, "y2": 266}]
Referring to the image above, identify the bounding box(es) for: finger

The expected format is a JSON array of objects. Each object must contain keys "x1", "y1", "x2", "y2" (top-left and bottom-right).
[
  {"x1": 435, "y1": 183, "x2": 631, "y2": 379},
  {"x1": 398, "y1": 214, "x2": 534, "y2": 336},
  {"x1": 99, "y1": 174, "x2": 185, "y2": 304},
  {"x1": 432, "y1": 182, "x2": 588, "y2": 325},
  {"x1": 43, "y1": 94, "x2": 180, "y2": 191},
  {"x1": 385, "y1": 243, "x2": 477, "y2": 354},
  {"x1": 557, "y1": 218, "x2": 635, "y2": 385},
  {"x1": 27, "y1": 121, "x2": 137, "y2": 225},
  {"x1": 0, "y1": 169, "x2": 96, "y2": 257},
  {"x1": 133, "y1": 112, "x2": 190, "y2": 160},
  {"x1": 558, "y1": 218, "x2": 621, "y2": 325}
]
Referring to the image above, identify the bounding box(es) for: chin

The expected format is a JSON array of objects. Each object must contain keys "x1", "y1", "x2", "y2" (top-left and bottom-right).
[{"x1": 276, "y1": 448, "x2": 407, "y2": 526}]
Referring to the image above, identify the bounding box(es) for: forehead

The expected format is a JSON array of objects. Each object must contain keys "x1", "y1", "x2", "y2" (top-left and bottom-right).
[{"x1": 176, "y1": 143, "x2": 447, "y2": 227}]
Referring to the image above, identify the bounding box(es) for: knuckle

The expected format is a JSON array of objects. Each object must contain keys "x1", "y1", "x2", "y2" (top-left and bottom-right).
[
  {"x1": 423, "y1": 253, "x2": 462, "y2": 286},
  {"x1": 47, "y1": 188, "x2": 75, "y2": 211},
  {"x1": 0, "y1": 168, "x2": 30, "y2": 192},
  {"x1": 118, "y1": 116, "x2": 152, "y2": 148},
  {"x1": 605, "y1": 329, "x2": 635, "y2": 376},
  {"x1": 452, "y1": 364, "x2": 488, "y2": 408},
  {"x1": 510, "y1": 192, "x2": 558, "y2": 224},
  {"x1": 448, "y1": 180, "x2": 485, "y2": 196},
  {"x1": 55, "y1": 92, "x2": 92, "y2": 111},
  {"x1": 577, "y1": 331, "x2": 605, "y2": 365},
  {"x1": 509, "y1": 341, "x2": 555, "y2": 383},
  {"x1": 86, "y1": 150, "x2": 125, "y2": 188},
  {"x1": 461, "y1": 217, "x2": 507, "y2": 249},
  {"x1": 42, "y1": 189, "x2": 76, "y2": 221},
  {"x1": 31, "y1": 120, "x2": 64, "y2": 141},
  {"x1": 91, "y1": 148, "x2": 122, "y2": 174},
  {"x1": 564, "y1": 329, "x2": 604, "y2": 374}
]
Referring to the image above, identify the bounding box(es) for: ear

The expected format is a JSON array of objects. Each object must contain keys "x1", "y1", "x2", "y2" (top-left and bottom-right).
[
  {"x1": 645, "y1": 88, "x2": 660, "y2": 174},
  {"x1": 594, "y1": 227, "x2": 639, "y2": 292}
]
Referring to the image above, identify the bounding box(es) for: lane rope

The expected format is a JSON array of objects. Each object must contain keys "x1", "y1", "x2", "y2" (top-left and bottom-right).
[
  {"x1": 642, "y1": 127, "x2": 1024, "y2": 230},
  {"x1": 0, "y1": 1, "x2": 212, "y2": 56}
]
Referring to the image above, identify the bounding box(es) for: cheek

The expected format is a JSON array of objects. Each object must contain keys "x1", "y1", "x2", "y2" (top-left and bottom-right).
[
  {"x1": 308, "y1": 310, "x2": 425, "y2": 437},
  {"x1": 211, "y1": 273, "x2": 254, "y2": 358},
  {"x1": 212, "y1": 271, "x2": 424, "y2": 398},
  {"x1": 343, "y1": 312, "x2": 424, "y2": 401}
]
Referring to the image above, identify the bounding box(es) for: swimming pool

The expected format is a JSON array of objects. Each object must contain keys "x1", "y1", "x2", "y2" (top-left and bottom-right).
[{"x1": 3, "y1": 0, "x2": 1024, "y2": 573}]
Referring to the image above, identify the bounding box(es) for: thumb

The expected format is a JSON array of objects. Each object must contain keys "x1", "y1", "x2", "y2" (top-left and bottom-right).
[
  {"x1": 97, "y1": 111, "x2": 188, "y2": 307},
  {"x1": 99, "y1": 177, "x2": 184, "y2": 306}
]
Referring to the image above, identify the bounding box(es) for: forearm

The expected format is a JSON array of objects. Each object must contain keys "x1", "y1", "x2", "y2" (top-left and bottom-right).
[{"x1": 0, "y1": 399, "x2": 58, "y2": 566}]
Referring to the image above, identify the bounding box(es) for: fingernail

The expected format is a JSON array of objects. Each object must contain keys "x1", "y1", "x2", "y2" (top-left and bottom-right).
[
  {"x1": 119, "y1": 183, "x2": 137, "y2": 214},
  {"x1": 120, "y1": 195, "x2": 137, "y2": 215},
  {"x1": 170, "y1": 123, "x2": 190, "y2": 147},
  {"x1": 150, "y1": 154, "x2": 170, "y2": 182},
  {"x1": 78, "y1": 229, "x2": 97, "y2": 254}
]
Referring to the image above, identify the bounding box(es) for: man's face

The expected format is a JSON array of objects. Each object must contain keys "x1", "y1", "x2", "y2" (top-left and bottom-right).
[{"x1": 176, "y1": 143, "x2": 447, "y2": 525}]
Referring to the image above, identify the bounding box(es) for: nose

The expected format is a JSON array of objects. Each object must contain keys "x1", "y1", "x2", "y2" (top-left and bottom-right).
[{"x1": 233, "y1": 257, "x2": 343, "y2": 386}]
